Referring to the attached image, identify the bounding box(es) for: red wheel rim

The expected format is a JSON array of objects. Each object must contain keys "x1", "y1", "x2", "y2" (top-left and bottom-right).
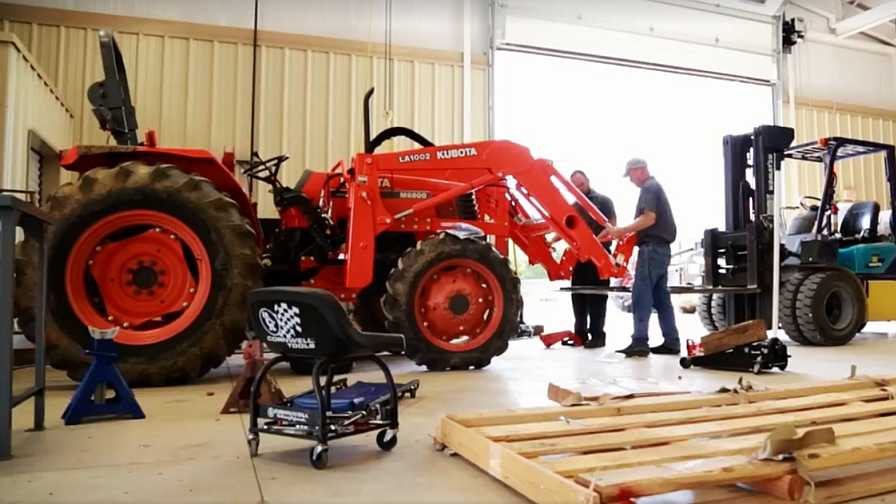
[
  {"x1": 65, "y1": 210, "x2": 212, "y2": 346},
  {"x1": 413, "y1": 258, "x2": 504, "y2": 352}
]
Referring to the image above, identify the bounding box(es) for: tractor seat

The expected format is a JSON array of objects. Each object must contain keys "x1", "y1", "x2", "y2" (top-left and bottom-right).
[
  {"x1": 840, "y1": 201, "x2": 880, "y2": 242},
  {"x1": 247, "y1": 287, "x2": 405, "y2": 359}
]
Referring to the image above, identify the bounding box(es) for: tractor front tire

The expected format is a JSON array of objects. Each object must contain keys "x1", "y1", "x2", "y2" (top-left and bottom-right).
[
  {"x1": 795, "y1": 270, "x2": 865, "y2": 346},
  {"x1": 15, "y1": 162, "x2": 261, "y2": 386},
  {"x1": 381, "y1": 234, "x2": 521, "y2": 371},
  {"x1": 779, "y1": 271, "x2": 814, "y2": 345}
]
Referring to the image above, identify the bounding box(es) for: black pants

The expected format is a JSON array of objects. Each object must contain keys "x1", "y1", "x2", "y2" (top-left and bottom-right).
[{"x1": 571, "y1": 260, "x2": 609, "y2": 343}]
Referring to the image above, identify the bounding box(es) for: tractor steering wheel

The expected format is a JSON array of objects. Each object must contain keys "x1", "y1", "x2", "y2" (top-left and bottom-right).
[{"x1": 800, "y1": 195, "x2": 821, "y2": 212}]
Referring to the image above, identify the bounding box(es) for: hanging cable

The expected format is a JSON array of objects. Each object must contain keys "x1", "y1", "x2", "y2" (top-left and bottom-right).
[{"x1": 248, "y1": 0, "x2": 260, "y2": 198}]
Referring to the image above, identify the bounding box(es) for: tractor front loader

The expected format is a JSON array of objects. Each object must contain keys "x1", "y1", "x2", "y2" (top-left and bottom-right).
[{"x1": 15, "y1": 31, "x2": 634, "y2": 386}]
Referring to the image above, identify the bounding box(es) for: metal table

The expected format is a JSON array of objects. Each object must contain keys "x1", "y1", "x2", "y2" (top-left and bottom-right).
[{"x1": 1, "y1": 195, "x2": 52, "y2": 460}]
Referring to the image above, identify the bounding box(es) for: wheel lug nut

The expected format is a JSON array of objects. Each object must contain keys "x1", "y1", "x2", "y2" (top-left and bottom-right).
[
  {"x1": 182, "y1": 302, "x2": 189, "y2": 307},
  {"x1": 169, "y1": 234, "x2": 176, "y2": 240},
  {"x1": 154, "y1": 227, "x2": 161, "y2": 232},
  {"x1": 88, "y1": 260, "x2": 94, "y2": 266},
  {"x1": 122, "y1": 322, "x2": 130, "y2": 328},
  {"x1": 189, "y1": 288, "x2": 195, "y2": 294},
  {"x1": 95, "y1": 245, "x2": 102, "y2": 251},
  {"x1": 107, "y1": 316, "x2": 114, "y2": 321}
]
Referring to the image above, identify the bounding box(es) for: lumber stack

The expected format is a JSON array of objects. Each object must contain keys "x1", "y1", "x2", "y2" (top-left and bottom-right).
[{"x1": 435, "y1": 376, "x2": 896, "y2": 503}]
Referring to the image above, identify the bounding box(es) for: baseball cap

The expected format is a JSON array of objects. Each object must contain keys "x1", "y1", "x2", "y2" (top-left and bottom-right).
[{"x1": 623, "y1": 158, "x2": 647, "y2": 177}]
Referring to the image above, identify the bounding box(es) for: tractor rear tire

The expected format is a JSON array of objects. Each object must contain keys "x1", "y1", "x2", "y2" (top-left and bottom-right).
[
  {"x1": 711, "y1": 294, "x2": 729, "y2": 330},
  {"x1": 795, "y1": 270, "x2": 865, "y2": 346},
  {"x1": 15, "y1": 162, "x2": 261, "y2": 386},
  {"x1": 696, "y1": 294, "x2": 716, "y2": 332},
  {"x1": 381, "y1": 234, "x2": 521, "y2": 371},
  {"x1": 779, "y1": 271, "x2": 814, "y2": 345}
]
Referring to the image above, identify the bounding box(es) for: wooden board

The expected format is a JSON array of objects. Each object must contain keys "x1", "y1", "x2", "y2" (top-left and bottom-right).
[
  {"x1": 435, "y1": 376, "x2": 896, "y2": 504},
  {"x1": 700, "y1": 319, "x2": 767, "y2": 354}
]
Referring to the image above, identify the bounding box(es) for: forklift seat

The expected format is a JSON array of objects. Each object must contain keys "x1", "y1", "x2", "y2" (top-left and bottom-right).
[
  {"x1": 247, "y1": 287, "x2": 405, "y2": 359},
  {"x1": 840, "y1": 201, "x2": 880, "y2": 241}
]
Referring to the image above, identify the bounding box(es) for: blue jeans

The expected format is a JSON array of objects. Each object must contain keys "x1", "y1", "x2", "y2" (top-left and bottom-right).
[{"x1": 631, "y1": 243, "x2": 679, "y2": 349}]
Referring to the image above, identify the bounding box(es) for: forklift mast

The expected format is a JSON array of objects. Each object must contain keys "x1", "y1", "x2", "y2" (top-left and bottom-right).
[{"x1": 706, "y1": 125, "x2": 795, "y2": 327}]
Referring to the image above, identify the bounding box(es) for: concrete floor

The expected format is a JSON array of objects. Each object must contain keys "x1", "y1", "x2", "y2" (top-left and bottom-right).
[{"x1": 3, "y1": 280, "x2": 896, "y2": 503}]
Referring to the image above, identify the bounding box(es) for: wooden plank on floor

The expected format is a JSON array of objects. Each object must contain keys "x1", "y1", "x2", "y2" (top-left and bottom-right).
[
  {"x1": 508, "y1": 399, "x2": 896, "y2": 457},
  {"x1": 576, "y1": 429, "x2": 896, "y2": 501},
  {"x1": 700, "y1": 320, "x2": 766, "y2": 355},
  {"x1": 813, "y1": 467, "x2": 896, "y2": 503},
  {"x1": 435, "y1": 417, "x2": 596, "y2": 504},
  {"x1": 542, "y1": 414, "x2": 896, "y2": 476},
  {"x1": 449, "y1": 376, "x2": 896, "y2": 428},
  {"x1": 478, "y1": 388, "x2": 892, "y2": 442}
]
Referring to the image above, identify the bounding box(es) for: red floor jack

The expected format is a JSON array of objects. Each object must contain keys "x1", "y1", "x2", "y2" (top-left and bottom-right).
[{"x1": 539, "y1": 330, "x2": 584, "y2": 348}]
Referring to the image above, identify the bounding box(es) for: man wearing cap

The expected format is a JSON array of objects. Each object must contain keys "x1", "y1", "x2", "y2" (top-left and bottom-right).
[
  {"x1": 569, "y1": 170, "x2": 616, "y2": 348},
  {"x1": 598, "y1": 158, "x2": 680, "y2": 357}
]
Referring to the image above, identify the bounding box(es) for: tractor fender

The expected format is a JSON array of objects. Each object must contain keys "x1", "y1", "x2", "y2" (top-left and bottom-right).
[
  {"x1": 441, "y1": 222, "x2": 485, "y2": 240},
  {"x1": 59, "y1": 145, "x2": 261, "y2": 243}
]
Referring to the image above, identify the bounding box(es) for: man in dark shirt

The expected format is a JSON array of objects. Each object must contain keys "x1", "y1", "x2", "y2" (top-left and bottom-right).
[
  {"x1": 598, "y1": 159, "x2": 679, "y2": 357},
  {"x1": 569, "y1": 170, "x2": 616, "y2": 348}
]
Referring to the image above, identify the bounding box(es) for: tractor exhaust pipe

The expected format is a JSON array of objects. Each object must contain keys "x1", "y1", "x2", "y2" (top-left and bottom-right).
[{"x1": 363, "y1": 87, "x2": 375, "y2": 154}]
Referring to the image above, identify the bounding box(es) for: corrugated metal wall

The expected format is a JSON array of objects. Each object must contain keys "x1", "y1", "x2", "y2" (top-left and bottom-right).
[
  {"x1": 0, "y1": 17, "x2": 489, "y2": 217},
  {"x1": 784, "y1": 102, "x2": 895, "y2": 210},
  {"x1": 0, "y1": 33, "x2": 74, "y2": 194}
]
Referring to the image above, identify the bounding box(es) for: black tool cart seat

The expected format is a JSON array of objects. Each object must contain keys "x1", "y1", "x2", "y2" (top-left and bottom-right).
[{"x1": 245, "y1": 287, "x2": 418, "y2": 469}]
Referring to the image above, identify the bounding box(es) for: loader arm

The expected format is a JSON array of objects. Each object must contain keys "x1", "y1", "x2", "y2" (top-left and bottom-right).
[{"x1": 343, "y1": 140, "x2": 636, "y2": 288}]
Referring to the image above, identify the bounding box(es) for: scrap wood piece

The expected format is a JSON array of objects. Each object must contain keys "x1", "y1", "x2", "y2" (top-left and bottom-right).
[
  {"x1": 575, "y1": 430, "x2": 896, "y2": 501},
  {"x1": 700, "y1": 319, "x2": 767, "y2": 355},
  {"x1": 547, "y1": 378, "x2": 689, "y2": 406},
  {"x1": 542, "y1": 414, "x2": 896, "y2": 477},
  {"x1": 450, "y1": 375, "x2": 896, "y2": 428},
  {"x1": 508, "y1": 399, "x2": 896, "y2": 457},
  {"x1": 757, "y1": 425, "x2": 836, "y2": 460},
  {"x1": 480, "y1": 388, "x2": 891, "y2": 443}
]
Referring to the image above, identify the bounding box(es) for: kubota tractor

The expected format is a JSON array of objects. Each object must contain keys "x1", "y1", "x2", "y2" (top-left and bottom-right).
[{"x1": 14, "y1": 31, "x2": 635, "y2": 386}]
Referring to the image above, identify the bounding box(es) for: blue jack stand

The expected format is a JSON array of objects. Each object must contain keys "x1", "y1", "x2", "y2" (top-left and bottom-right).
[{"x1": 62, "y1": 327, "x2": 145, "y2": 425}]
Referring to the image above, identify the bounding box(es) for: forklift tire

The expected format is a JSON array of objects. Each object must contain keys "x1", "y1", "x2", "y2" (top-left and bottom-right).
[
  {"x1": 795, "y1": 270, "x2": 866, "y2": 346},
  {"x1": 381, "y1": 233, "x2": 521, "y2": 371},
  {"x1": 711, "y1": 294, "x2": 729, "y2": 330},
  {"x1": 696, "y1": 294, "x2": 716, "y2": 332},
  {"x1": 779, "y1": 271, "x2": 814, "y2": 345},
  {"x1": 15, "y1": 162, "x2": 262, "y2": 386}
]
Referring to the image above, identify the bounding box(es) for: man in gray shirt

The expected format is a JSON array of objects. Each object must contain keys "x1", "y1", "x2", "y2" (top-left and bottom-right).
[{"x1": 598, "y1": 158, "x2": 680, "y2": 357}]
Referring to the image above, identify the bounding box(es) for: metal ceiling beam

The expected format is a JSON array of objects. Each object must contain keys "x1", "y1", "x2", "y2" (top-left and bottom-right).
[{"x1": 834, "y1": 0, "x2": 896, "y2": 38}]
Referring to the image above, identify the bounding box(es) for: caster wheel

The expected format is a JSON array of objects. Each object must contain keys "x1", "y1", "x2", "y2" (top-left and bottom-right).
[
  {"x1": 247, "y1": 436, "x2": 259, "y2": 457},
  {"x1": 309, "y1": 445, "x2": 329, "y2": 470},
  {"x1": 376, "y1": 429, "x2": 398, "y2": 451},
  {"x1": 752, "y1": 362, "x2": 763, "y2": 375},
  {"x1": 679, "y1": 357, "x2": 692, "y2": 369}
]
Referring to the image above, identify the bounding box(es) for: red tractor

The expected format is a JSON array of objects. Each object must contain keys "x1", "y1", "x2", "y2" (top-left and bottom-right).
[{"x1": 15, "y1": 32, "x2": 635, "y2": 385}]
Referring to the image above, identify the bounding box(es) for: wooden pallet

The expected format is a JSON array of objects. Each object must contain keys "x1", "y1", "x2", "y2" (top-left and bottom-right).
[{"x1": 435, "y1": 376, "x2": 896, "y2": 503}]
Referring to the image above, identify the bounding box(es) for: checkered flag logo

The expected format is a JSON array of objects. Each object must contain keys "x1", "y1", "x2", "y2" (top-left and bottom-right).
[
  {"x1": 273, "y1": 302, "x2": 302, "y2": 339},
  {"x1": 258, "y1": 303, "x2": 302, "y2": 339}
]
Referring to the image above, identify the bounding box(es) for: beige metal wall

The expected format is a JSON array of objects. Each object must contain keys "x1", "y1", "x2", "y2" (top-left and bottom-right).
[
  {"x1": 0, "y1": 32, "x2": 74, "y2": 195},
  {"x1": 785, "y1": 101, "x2": 896, "y2": 210},
  {"x1": 0, "y1": 8, "x2": 489, "y2": 217}
]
